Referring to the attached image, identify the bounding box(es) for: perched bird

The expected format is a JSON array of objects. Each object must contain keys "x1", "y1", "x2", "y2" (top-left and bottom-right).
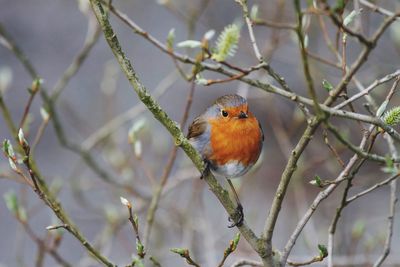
[{"x1": 187, "y1": 94, "x2": 264, "y2": 227}]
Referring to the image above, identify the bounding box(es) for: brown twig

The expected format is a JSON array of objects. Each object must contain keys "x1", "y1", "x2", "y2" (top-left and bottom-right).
[
  {"x1": 253, "y1": 19, "x2": 296, "y2": 30},
  {"x1": 359, "y1": 0, "x2": 400, "y2": 19},
  {"x1": 288, "y1": 253, "x2": 328, "y2": 266},
  {"x1": 120, "y1": 198, "x2": 145, "y2": 259},
  {"x1": 327, "y1": 125, "x2": 376, "y2": 266},
  {"x1": 334, "y1": 70, "x2": 400, "y2": 110},
  {"x1": 236, "y1": 0, "x2": 263, "y2": 61},
  {"x1": 171, "y1": 248, "x2": 201, "y2": 267},
  {"x1": 230, "y1": 259, "x2": 263, "y2": 267},
  {"x1": 19, "y1": 79, "x2": 41, "y2": 130},
  {"x1": 322, "y1": 129, "x2": 345, "y2": 168},
  {"x1": 321, "y1": 4, "x2": 372, "y2": 47},
  {"x1": 18, "y1": 219, "x2": 72, "y2": 267}
]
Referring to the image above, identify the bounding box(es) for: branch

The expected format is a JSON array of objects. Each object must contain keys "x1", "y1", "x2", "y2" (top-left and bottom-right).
[
  {"x1": 263, "y1": 119, "x2": 320, "y2": 244},
  {"x1": 373, "y1": 134, "x2": 398, "y2": 267},
  {"x1": 120, "y1": 197, "x2": 145, "y2": 259},
  {"x1": 217, "y1": 233, "x2": 240, "y2": 267},
  {"x1": 236, "y1": 0, "x2": 263, "y2": 61},
  {"x1": 231, "y1": 259, "x2": 263, "y2": 267},
  {"x1": 280, "y1": 131, "x2": 371, "y2": 265},
  {"x1": 346, "y1": 172, "x2": 400, "y2": 203},
  {"x1": 0, "y1": 23, "x2": 38, "y2": 78},
  {"x1": 334, "y1": 70, "x2": 400, "y2": 110},
  {"x1": 326, "y1": 123, "x2": 392, "y2": 163},
  {"x1": 253, "y1": 19, "x2": 296, "y2": 30},
  {"x1": 294, "y1": 0, "x2": 322, "y2": 115},
  {"x1": 323, "y1": 12, "x2": 399, "y2": 106},
  {"x1": 359, "y1": 0, "x2": 400, "y2": 19},
  {"x1": 5, "y1": 133, "x2": 116, "y2": 266},
  {"x1": 51, "y1": 15, "x2": 101, "y2": 100},
  {"x1": 21, "y1": 221, "x2": 71, "y2": 267},
  {"x1": 288, "y1": 250, "x2": 328, "y2": 266},
  {"x1": 327, "y1": 125, "x2": 376, "y2": 266},
  {"x1": 319, "y1": 1, "x2": 372, "y2": 47},
  {"x1": 170, "y1": 248, "x2": 200, "y2": 267}
]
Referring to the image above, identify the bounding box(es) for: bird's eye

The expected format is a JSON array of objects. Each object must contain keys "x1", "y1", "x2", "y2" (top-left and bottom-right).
[{"x1": 221, "y1": 110, "x2": 228, "y2": 117}]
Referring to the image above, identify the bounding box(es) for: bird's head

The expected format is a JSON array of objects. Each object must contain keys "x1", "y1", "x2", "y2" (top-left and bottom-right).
[{"x1": 213, "y1": 94, "x2": 249, "y2": 120}]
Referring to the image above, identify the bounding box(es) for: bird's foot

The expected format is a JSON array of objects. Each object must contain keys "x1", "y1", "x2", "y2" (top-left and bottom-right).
[
  {"x1": 228, "y1": 203, "x2": 243, "y2": 228},
  {"x1": 200, "y1": 160, "x2": 210, "y2": 179}
]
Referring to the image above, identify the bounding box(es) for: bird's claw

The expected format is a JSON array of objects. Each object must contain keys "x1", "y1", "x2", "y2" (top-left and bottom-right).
[
  {"x1": 228, "y1": 204, "x2": 244, "y2": 228},
  {"x1": 200, "y1": 160, "x2": 210, "y2": 179}
]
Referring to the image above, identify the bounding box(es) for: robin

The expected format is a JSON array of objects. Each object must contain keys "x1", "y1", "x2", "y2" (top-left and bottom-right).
[{"x1": 187, "y1": 94, "x2": 264, "y2": 227}]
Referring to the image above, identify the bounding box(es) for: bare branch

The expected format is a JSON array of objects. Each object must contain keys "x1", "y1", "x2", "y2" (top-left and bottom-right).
[
  {"x1": 334, "y1": 70, "x2": 400, "y2": 110},
  {"x1": 236, "y1": 0, "x2": 263, "y2": 61}
]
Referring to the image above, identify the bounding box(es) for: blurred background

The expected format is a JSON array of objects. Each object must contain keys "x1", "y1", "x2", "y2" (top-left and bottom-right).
[{"x1": 1, "y1": 0, "x2": 400, "y2": 266}]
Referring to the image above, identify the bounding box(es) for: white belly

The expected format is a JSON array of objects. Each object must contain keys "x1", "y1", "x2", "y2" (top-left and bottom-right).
[{"x1": 211, "y1": 160, "x2": 251, "y2": 178}]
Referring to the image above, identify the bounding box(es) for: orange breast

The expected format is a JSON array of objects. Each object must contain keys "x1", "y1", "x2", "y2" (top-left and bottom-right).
[{"x1": 208, "y1": 115, "x2": 262, "y2": 166}]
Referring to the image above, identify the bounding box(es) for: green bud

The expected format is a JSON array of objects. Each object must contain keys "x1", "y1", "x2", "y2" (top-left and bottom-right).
[
  {"x1": 322, "y1": 79, "x2": 333, "y2": 92},
  {"x1": 4, "y1": 191, "x2": 18, "y2": 215},
  {"x1": 167, "y1": 28, "x2": 175, "y2": 51},
  {"x1": 3, "y1": 139, "x2": 15, "y2": 158},
  {"x1": 30, "y1": 78, "x2": 43, "y2": 94},
  {"x1": 318, "y1": 244, "x2": 328, "y2": 258},
  {"x1": 171, "y1": 248, "x2": 188, "y2": 256},
  {"x1": 232, "y1": 232, "x2": 240, "y2": 250},
  {"x1": 136, "y1": 239, "x2": 145, "y2": 258}
]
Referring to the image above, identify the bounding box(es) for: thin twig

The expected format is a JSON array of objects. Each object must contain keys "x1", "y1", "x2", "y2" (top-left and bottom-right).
[
  {"x1": 322, "y1": 130, "x2": 345, "y2": 168},
  {"x1": 373, "y1": 134, "x2": 398, "y2": 267},
  {"x1": 326, "y1": 122, "x2": 394, "y2": 163},
  {"x1": 236, "y1": 0, "x2": 263, "y2": 61},
  {"x1": 17, "y1": 219, "x2": 72, "y2": 267},
  {"x1": 281, "y1": 131, "x2": 371, "y2": 265},
  {"x1": 294, "y1": 0, "x2": 322, "y2": 115},
  {"x1": 171, "y1": 248, "x2": 201, "y2": 267},
  {"x1": 320, "y1": 2, "x2": 372, "y2": 47},
  {"x1": 287, "y1": 253, "x2": 328, "y2": 266},
  {"x1": 346, "y1": 172, "x2": 400, "y2": 203},
  {"x1": 324, "y1": 12, "x2": 399, "y2": 107},
  {"x1": 51, "y1": 16, "x2": 101, "y2": 100},
  {"x1": 306, "y1": 51, "x2": 342, "y2": 69},
  {"x1": 9, "y1": 138, "x2": 116, "y2": 266},
  {"x1": 230, "y1": 259, "x2": 263, "y2": 267},
  {"x1": 334, "y1": 70, "x2": 400, "y2": 110},
  {"x1": 0, "y1": 23, "x2": 38, "y2": 78},
  {"x1": 19, "y1": 80, "x2": 40, "y2": 130},
  {"x1": 360, "y1": 0, "x2": 400, "y2": 19},
  {"x1": 327, "y1": 125, "x2": 376, "y2": 266},
  {"x1": 253, "y1": 19, "x2": 296, "y2": 30}
]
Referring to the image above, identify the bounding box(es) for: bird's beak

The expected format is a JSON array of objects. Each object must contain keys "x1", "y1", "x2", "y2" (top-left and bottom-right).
[{"x1": 238, "y1": 111, "x2": 248, "y2": 119}]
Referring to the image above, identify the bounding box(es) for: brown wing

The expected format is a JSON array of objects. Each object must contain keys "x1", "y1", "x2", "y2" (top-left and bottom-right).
[{"x1": 187, "y1": 116, "x2": 207, "y2": 139}]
